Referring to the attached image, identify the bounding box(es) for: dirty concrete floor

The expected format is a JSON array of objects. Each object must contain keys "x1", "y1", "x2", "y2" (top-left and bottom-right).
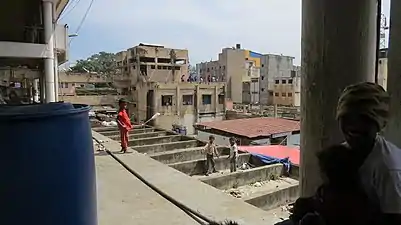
[{"x1": 96, "y1": 153, "x2": 199, "y2": 225}]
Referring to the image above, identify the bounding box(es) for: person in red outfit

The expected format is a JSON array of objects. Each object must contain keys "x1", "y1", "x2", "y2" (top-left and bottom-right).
[{"x1": 117, "y1": 98, "x2": 132, "y2": 153}]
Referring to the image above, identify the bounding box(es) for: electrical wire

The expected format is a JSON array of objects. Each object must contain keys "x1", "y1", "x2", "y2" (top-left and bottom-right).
[
  {"x1": 92, "y1": 136, "x2": 214, "y2": 225},
  {"x1": 60, "y1": 0, "x2": 82, "y2": 20},
  {"x1": 69, "y1": 0, "x2": 95, "y2": 45}
]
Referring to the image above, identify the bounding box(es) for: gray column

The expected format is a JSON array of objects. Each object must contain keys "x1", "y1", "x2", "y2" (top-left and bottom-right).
[
  {"x1": 43, "y1": 0, "x2": 55, "y2": 102},
  {"x1": 301, "y1": 0, "x2": 377, "y2": 197},
  {"x1": 385, "y1": 1, "x2": 401, "y2": 147}
]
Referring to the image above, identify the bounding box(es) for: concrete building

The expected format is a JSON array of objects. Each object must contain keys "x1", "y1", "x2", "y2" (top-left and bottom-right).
[
  {"x1": 115, "y1": 43, "x2": 189, "y2": 85},
  {"x1": 196, "y1": 46, "x2": 300, "y2": 106},
  {"x1": 271, "y1": 65, "x2": 301, "y2": 107},
  {"x1": 196, "y1": 44, "x2": 262, "y2": 104},
  {"x1": 130, "y1": 82, "x2": 226, "y2": 135},
  {"x1": 259, "y1": 54, "x2": 300, "y2": 106},
  {"x1": 0, "y1": 0, "x2": 70, "y2": 103}
]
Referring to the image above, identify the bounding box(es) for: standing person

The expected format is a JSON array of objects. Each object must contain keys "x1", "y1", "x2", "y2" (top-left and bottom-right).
[
  {"x1": 336, "y1": 82, "x2": 401, "y2": 224},
  {"x1": 117, "y1": 98, "x2": 132, "y2": 153},
  {"x1": 228, "y1": 137, "x2": 238, "y2": 172},
  {"x1": 203, "y1": 135, "x2": 219, "y2": 176}
]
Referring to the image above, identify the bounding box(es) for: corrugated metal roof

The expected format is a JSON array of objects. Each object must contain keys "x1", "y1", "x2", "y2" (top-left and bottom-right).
[{"x1": 196, "y1": 117, "x2": 300, "y2": 138}]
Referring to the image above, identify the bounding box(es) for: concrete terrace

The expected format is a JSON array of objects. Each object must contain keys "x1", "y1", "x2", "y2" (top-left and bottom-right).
[{"x1": 92, "y1": 126, "x2": 299, "y2": 225}]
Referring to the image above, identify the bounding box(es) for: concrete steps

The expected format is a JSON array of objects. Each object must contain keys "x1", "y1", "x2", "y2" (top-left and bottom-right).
[
  {"x1": 128, "y1": 135, "x2": 185, "y2": 147},
  {"x1": 149, "y1": 146, "x2": 229, "y2": 164},
  {"x1": 97, "y1": 128, "x2": 155, "y2": 136},
  {"x1": 168, "y1": 153, "x2": 252, "y2": 176},
  {"x1": 92, "y1": 125, "x2": 300, "y2": 215},
  {"x1": 198, "y1": 164, "x2": 285, "y2": 190},
  {"x1": 107, "y1": 131, "x2": 169, "y2": 141},
  {"x1": 133, "y1": 140, "x2": 201, "y2": 154},
  {"x1": 241, "y1": 177, "x2": 299, "y2": 211}
]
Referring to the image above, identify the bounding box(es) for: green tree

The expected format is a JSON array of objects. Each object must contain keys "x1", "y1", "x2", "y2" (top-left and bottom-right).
[{"x1": 70, "y1": 51, "x2": 117, "y2": 75}]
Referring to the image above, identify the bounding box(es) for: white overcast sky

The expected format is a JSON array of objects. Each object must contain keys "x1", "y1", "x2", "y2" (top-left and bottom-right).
[{"x1": 61, "y1": 0, "x2": 391, "y2": 65}]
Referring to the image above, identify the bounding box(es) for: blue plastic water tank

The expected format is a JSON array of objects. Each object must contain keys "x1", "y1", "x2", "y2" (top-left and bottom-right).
[{"x1": 0, "y1": 103, "x2": 97, "y2": 225}]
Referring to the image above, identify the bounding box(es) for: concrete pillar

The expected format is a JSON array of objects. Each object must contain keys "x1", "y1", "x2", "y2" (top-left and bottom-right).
[
  {"x1": 40, "y1": 78, "x2": 45, "y2": 103},
  {"x1": 385, "y1": 1, "x2": 401, "y2": 147},
  {"x1": 300, "y1": 0, "x2": 377, "y2": 197},
  {"x1": 214, "y1": 86, "x2": 219, "y2": 113},
  {"x1": 176, "y1": 86, "x2": 180, "y2": 116},
  {"x1": 33, "y1": 79, "x2": 39, "y2": 102},
  {"x1": 43, "y1": 0, "x2": 55, "y2": 102},
  {"x1": 54, "y1": 52, "x2": 59, "y2": 101}
]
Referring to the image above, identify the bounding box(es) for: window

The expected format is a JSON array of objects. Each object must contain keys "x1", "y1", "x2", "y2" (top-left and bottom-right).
[
  {"x1": 288, "y1": 79, "x2": 293, "y2": 84},
  {"x1": 207, "y1": 68, "x2": 210, "y2": 72},
  {"x1": 269, "y1": 91, "x2": 274, "y2": 96},
  {"x1": 288, "y1": 92, "x2": 293, "y2": 97},
  {"x1": 275, "y1": 80, "x2": 279, "y2": 84},
  {"x1": 261, "y1": 88, "x2": 265, "y2": 92},
  {"x1": 80, "y1": 84, "x2": 84, "y2": 87},
  {"x1": 161, "y1": 95, "x2": 173, "y2": 106},
  {"x1": 223, "y1": 66, "x2": 226, "y2": 69},
  {"x1": 261, "y1": 76, "x2": 264, "y2": 80},
  {"x1": 202, "y1": 94, "x2": 212, "y2": 105},
  {"x1": 291, "y1": 70, "x2": 296, "y2": 77},
  {"x1": 282, "y1": 80, "x2": 287, "y2": 84},
  {"x1": 182, "y1": 95, "x2": 193, "y2": 105},
  {"x1": 282, "y1": 92, "x2": 286, "y2": 97},
  {"x1": 218, "y1": 94, "x2": 224, "y2": 104},
  {"x1": 261, "y1": 64, "x2": 264, "y2": 67},
  {"x1": 64, "y1": 83, "x2": 69, "y2": 88},
  {"x1": 157, "y1": 66, "x2": 162, "y2": 69},
  {"x1": 151, "y1": 65, "x2": 156, "y2": 69},
  {"x1": 200, "y1": 69, "x2": 203, "y2": 73},
  {"x1": 275, "y1": 92, "x2": 279, "y2": 97},
  {"x1": 72, "y1": 83, "x2": 75, "y2": 87}
]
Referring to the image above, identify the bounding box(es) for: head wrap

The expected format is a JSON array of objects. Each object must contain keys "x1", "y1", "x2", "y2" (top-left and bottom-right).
[{"x1": 336, "y1": 82, "x2": 390, "y2": 130}]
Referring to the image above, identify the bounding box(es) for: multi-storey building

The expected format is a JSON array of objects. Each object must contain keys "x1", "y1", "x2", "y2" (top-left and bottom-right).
[
  {"x1": 114, "y1": 43, "x2": 226, "y2": 134},
  {"x1": 271, "y1": 66, "x2": 301, "y2": 107},
  {"x1": 131, "y1": 82, "x2": 226, "y2": 134},
  {"x1": 196, "y1": 45, "x2": 301, "y2": 106},
  {"x1": 196, "y1": 44, "x2": 262, "y2": 103},
  {"x1": 115, "y1": 43, "x2": 189, "y2": 85}
]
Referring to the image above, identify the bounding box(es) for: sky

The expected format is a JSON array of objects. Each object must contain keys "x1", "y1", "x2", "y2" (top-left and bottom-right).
[{"x1": 61, "y1": 0, "x2": 391, "y2": 66}]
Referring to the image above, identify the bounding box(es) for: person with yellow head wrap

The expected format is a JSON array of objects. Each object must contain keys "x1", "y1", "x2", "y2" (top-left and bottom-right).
[{"x1": 337, "y1": 82, "x2": 401, "y2": 223}]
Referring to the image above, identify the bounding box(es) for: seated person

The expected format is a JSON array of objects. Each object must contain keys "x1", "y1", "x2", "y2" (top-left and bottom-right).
[{"x1": 289, "y1": 144, "x2": 381, "y2": 225}]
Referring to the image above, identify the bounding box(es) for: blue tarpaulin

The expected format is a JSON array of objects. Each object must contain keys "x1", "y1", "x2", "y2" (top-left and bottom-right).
[{"x1": 250, "y1": 153, "x2": 292, "y2": 172}]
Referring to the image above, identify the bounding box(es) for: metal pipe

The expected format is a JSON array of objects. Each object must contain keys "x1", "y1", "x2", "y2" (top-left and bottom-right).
[
  {"x1": 375, "y1": 0, "x2": 382, "y2": 83},
  {"x1": 43, "y1": 0, "x2": 56, "y2": 102}
]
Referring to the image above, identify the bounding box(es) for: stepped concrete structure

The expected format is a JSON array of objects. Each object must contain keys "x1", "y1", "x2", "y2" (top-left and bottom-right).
[{"x1": 93, "y1": 125, "x2": 299, "y2": 225}]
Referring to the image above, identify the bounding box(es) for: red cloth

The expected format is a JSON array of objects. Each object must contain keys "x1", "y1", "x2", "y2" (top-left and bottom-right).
[
  {"x1": 117, "y1": 109, "x2": 132, "y2": 131},
  {"x1": 120, "y1": 129, "x2": 129, "y2": 149}
]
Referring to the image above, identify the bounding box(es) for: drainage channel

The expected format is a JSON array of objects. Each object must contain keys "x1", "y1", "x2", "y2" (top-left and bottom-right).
[{"x1": 92, "y1": 126, "x2": 299, "y2": 212}]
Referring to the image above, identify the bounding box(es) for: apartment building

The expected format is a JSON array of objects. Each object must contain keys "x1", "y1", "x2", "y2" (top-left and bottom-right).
[
  {"x1": 196, "y1": 44, "x2": 262, "y2": 103},
  {"x1": 271, "y1": 68, "x2": 301, "y2": 107},
  {"x1": 58, "y1": 72, "x2": 111, "y2": 96},
  {"x1": 130, "y1": 82, "x2": 226, "y2": 134},
  {"x1": 195, "y1": 45, "x2": 301, "y2": 106},
  {"x1": 115, "y1": 43, "x2": 189, "y2": 85}
]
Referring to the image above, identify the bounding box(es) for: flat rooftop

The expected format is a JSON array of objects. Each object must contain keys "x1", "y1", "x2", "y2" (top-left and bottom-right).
[
  {"x1": 93, "y1": 126, "x2": 298, "y2": 225},
  {"x1": 195, "y1": 117, "x2": 300, "y2": 138}
]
